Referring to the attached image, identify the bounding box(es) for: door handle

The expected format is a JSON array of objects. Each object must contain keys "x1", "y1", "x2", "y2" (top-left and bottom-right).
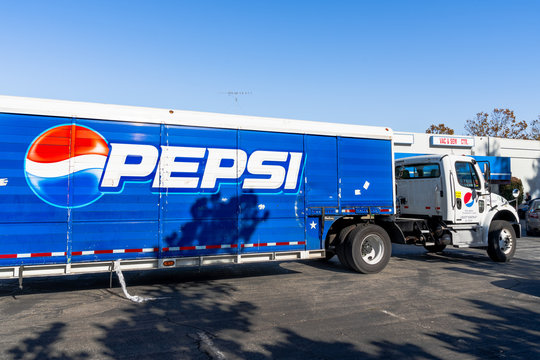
[{"x1": 450, "y1": 171, "x2": 456, "y2": 209}]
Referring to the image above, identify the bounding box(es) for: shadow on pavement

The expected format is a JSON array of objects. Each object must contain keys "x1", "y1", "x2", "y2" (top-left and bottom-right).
[
  {"x1": 428, "y1": 299, "x2": 540, "y2": 358},
  {"x1": 5, "y1": 240, "x2": 540, "y2": 359}
]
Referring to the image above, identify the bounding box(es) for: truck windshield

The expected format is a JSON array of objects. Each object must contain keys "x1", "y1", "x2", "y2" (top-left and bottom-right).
[
  {"x1": 455, "y1": 161, "x2": 481, "y2": 189},
  {"x1": 396, "y1": 163, "x2": 440, "y2": 179}
]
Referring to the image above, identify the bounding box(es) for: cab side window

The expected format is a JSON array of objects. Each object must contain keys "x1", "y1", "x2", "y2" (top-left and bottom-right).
[
  {"x1": 455, "y1": 162, "x2": 480, "y2": 189},
  {"x1": 396, "y1": 163, "x2": 440, "y2": 179}
]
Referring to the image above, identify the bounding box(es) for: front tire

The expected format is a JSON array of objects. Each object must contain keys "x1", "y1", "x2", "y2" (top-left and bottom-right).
[
  {"x1": 487, "y1": 220, "x2": 516, "y2": 262},
  {"x1": 344, "y1": 224, "x2": 391, "y2": 274}
]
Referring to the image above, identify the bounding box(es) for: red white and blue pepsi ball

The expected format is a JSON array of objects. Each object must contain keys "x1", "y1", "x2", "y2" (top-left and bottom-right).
[{"x1": 25, "y1": 125, "x2": 109, "y2": 208}]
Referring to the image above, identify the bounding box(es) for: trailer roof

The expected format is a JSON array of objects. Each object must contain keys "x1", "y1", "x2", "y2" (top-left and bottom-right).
[{"x1": 0, "y1": 95, "x2": 392, "y2": 140}]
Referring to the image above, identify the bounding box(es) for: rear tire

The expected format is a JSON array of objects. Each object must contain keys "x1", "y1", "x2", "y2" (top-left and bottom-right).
[
  {"x1": 344, "y1": 224, "x2": 391, "y2": 274},
  {"x1": 487, "y1": 220, "x2": 516, "y2": 262},
  {"x1": 336, "y1": 225, "x2": 356, "y2": 269}
]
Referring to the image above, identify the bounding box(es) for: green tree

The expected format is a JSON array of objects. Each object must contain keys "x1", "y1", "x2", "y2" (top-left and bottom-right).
[
  {"x1": 465, "y1": 108, "x2": 528, "y2": 139},
  {"x1": 426, "y1": 123, "x2": 455, "y2": 135},
  {"x1": 499, "y1": 177, "x2": 524, "y2": 204}
]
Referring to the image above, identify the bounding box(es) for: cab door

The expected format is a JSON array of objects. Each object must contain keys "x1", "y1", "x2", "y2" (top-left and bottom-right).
[{"x1": 452, "y1": 161, "x2": 482, "y2": 223}]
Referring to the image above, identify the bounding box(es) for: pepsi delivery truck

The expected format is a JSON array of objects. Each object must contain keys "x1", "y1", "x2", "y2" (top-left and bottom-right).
[{"x1": 0, "y1": 96, "x2": 520, "y2": 284}]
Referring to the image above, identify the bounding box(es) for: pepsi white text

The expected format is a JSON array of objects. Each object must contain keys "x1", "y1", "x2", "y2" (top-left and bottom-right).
[{"x1": 100, "y1": 144, "x2": 304, "y2": 193}]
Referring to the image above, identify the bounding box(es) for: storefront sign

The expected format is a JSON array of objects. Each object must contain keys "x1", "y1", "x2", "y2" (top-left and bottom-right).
[{"x1": 430, "y1": 136, "x2": 474, "y2": 148}]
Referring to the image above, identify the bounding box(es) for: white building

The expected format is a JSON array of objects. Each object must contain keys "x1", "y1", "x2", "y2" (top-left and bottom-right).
[{"x1": 394, "y1": 132, "x2": 540, "y2": 198}]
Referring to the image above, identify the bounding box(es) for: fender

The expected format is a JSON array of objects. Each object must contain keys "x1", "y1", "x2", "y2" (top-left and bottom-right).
[{"x1": 481, "y1": 203, "x2": 520, "y2": 245}]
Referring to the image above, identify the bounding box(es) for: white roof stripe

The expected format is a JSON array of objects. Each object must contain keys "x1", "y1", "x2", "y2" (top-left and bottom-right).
[{"x1": 0, "y1": 95, "x2": 392, "y2": 140}]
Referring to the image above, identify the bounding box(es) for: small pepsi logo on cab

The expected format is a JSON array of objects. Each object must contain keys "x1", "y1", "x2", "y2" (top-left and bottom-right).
[
  {"x1": 25, "y1": 125, "x2": 109, "y2": 208},
  {"x1": 463, "y1": 192, "x2": 475, "y2": 207}
]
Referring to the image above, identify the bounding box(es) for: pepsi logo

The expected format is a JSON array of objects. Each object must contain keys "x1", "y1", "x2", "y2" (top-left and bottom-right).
[
  {"x1": 463, "y1": 192, "x2": 475, "y2": 208},
  {"x1": 25, "y1": 124, "x2": 305, "y2": 208},
  {"x1": 25, "y1": 125, "x2": 109, "y2": 208}
]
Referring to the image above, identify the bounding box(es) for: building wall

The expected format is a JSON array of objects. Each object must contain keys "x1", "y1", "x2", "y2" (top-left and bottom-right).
[
  {"x1": 487, "y1": 137, "x2": 540, "y2": 197},
  {"x1": 394, "y1": 132, "x2": 540, "y2": 198}
]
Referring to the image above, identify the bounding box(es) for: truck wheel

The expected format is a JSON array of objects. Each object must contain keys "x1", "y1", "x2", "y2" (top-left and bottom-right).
[
  {"x1": 487, "y1": 220, "x2": 516, "y2": 262},
  {"x1": 424, "y1": 244, "x2": 446, "y2": 253},
  {"x1": 344, "y1": 224, "x2": 391, "y2": 274},
  {"x1": 335, "y1": 225, "x2": 356, "y2": 269}
]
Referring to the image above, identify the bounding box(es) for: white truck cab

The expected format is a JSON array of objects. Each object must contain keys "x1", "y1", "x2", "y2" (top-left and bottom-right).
[{"x1": 394, "y1": 154, "x2": 519, "y2": 261}]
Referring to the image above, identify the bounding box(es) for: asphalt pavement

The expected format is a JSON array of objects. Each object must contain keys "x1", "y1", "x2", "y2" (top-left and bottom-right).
[{"x1": 1, "y1": 236, "x2": 539, "y2": 359}]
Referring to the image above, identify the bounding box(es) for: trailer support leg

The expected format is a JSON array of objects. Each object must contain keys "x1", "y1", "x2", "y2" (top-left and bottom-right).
[{"x1": 109, "y1": 261, "x2": 114, "y2": 289}]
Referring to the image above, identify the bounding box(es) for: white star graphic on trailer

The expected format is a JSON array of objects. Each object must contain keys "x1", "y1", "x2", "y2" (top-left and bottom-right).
[{"x1": 310, "y1": 221, "x2": 317, "y2": 229}]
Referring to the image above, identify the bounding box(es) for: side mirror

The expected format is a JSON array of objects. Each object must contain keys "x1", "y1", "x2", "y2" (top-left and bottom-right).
[{"x1": 512, "y1": 189, "x2": 520, "y2": 198}]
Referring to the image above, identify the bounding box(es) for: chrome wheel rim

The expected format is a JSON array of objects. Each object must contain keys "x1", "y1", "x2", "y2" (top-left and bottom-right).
[
  {"x1": 361, "y1": 234, "x2": 384, "y2": 265},
  {"x1": 499, "y1": 229, "x2": 514, "y2": 254}
]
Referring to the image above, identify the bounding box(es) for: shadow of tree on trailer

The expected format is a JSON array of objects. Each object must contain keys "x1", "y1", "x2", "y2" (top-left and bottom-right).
[{"x1": 164, "y1": 191, "x2": 269, "y2": 248}]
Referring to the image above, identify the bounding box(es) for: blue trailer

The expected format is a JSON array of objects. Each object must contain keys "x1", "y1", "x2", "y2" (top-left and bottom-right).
[{"x1": 0, "y1": 96, "x2": 397, "y2": 281}]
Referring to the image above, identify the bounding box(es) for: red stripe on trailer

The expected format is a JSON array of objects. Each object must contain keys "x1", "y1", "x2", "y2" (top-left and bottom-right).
[
  {"x1": 31, "y1": 252, "x2": 52, "y2": 257},
  {"x1": 0, "y1": 243, "x2": 307, "y2": 258},
  {"x1": 94, "y1": 249, "x2": 113, "y2": 254},
  {"x1": 205, "y1": 244, "x2": 222, "y2": 249},
  {"x1": 0, "y1": 252, "x2": 68, "y2": 258},
  {"x1": 159, "y1": 241, "x2": 305, "y2": 253},
  {"x1": 71, "y1": 248, "x2": 158, "y2": 256}
]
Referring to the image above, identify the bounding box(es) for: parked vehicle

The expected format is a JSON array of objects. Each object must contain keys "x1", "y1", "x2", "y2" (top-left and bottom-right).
[
  {"x1": 0, "y1": 96, "x2": 521, "y2": 285},
  {"x1": 525, "y1": 199, "x2": 540, "y2": 235},
  {"x1": 518, "y1": 198, "x2": 540, "y2": 219}
]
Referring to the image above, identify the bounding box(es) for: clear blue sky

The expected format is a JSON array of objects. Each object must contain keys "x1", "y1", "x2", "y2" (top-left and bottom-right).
[{"x1": 1, "y1": 1, "x2": 539, "y2": 134}]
